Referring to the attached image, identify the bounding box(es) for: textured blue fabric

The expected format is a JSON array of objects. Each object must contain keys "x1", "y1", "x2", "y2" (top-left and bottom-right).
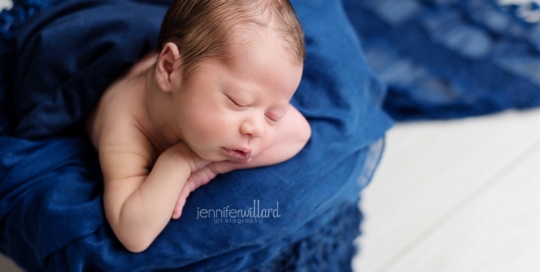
[
  {"x1": 0, "y1": 0, "x2": 392, "y2": 271},
  {"x1": 7, "y1": 0, "x2": 166, "y2": 138},
  {"x1": 0, "y1": 0, "x2": 68, "y2": 134},
  {"x1": 344, "y1": 0, "x2": 540, "y2": 121}
]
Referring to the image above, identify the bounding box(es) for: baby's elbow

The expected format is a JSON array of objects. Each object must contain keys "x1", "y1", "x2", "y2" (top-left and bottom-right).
[
  {"x1": 112, "y1": 223, "x2": 155, "y2": 253},
  {"x1": 125, "y1": 243, "x2": 150, "y2": 254},
  {"x1": 299, "y1": 118, "x2": 312, "y2": 146},
  {"x1": 119, "y1": 234, "x2": 153, "y2": 253}
]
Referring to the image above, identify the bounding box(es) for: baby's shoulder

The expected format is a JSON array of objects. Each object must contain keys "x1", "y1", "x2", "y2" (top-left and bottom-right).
[{"x1": 88, "y1": 85, "x2": 157, "y2": 163}]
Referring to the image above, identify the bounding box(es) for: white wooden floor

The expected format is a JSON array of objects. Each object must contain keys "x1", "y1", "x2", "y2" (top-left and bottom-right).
[{"x1": 353, "y1": 108, "x2": 540, "y2": 272}]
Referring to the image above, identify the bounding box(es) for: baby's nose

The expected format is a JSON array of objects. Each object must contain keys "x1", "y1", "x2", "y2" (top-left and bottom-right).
[{"x1": 240, "y1": 117, "x2": 264, "y2": 138}]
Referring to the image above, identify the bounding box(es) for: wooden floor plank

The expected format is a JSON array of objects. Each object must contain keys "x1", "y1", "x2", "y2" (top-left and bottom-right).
[
  {"x1": 354, "y1": 108, "x2": 540, "y2": 272},
  {"x1": 384, "y1": 138, "x2": 540, "y2": 271}
]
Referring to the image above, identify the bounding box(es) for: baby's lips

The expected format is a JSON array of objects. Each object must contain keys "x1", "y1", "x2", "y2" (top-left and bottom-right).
[{"x1": 222, "y1": 147, "x2": 252, "y2": 161}]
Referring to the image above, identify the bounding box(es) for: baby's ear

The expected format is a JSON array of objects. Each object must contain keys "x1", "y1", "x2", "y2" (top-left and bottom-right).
[{"x1": 155, "y1": 42, "x2": 183, "y2": 93}]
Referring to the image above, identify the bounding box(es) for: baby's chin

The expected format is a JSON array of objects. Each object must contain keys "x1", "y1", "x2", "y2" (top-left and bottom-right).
[
  {"x1": 226, "y1": 157, "x2": 252, "y2": 163},
  {"x1": 205, "y1": 151, "x2": 253, "y2": 163},
  {"x1": 191, "y1": 146, "x2": 254, "y2": 163},
  {"x1": 194, "y1": 151, "x2": 218, "y2": 162},
  {"x1": 194, "y1": 149, "x2": 228, "y2": 162}
]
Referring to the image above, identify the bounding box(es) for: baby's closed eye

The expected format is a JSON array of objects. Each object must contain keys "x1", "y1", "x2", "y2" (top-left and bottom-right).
[{"x1": 227, "y1": 95, "x2": 245, "y2": 107}]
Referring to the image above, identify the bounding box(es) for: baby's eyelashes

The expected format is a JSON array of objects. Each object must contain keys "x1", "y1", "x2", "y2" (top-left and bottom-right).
[
  {"x1": 265, "y1": 115, "x2": 279, "y2": 124},
  {"x1": 226, "y1": 95, "x2": 247, "y2": 108},
  {"x1": 265, "y1": 110, "x2": 286, "y2": 124}
]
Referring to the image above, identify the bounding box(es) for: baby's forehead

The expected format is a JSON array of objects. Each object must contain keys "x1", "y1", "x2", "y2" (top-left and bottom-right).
[{"x1": 228, "y1": 25, "x2": 300, "y2": 64}]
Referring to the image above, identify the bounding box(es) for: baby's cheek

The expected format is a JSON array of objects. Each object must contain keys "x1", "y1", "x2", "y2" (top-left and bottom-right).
[
  {"x1": 199, "y1": 117, "x2": 225, "y2": 135},
  {"x1": 260, "y1": 128, "x2": 276, "y2": 151}
]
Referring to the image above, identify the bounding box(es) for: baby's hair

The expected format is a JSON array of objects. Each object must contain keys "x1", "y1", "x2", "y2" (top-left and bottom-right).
[{"x1": 157, "y1": 0, "x2": 305, "y2": 78}]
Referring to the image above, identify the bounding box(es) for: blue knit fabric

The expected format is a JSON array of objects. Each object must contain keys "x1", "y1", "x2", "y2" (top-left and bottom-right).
[
  {"x1": 0, "y1": 0, "x2": 52, "y2": 132},
  {"x1": 344, "y1": 0, "x2": 540, "y2": 121},
  {"x1": 0, "y1": 0, "x2": 68, "y2": 134}
]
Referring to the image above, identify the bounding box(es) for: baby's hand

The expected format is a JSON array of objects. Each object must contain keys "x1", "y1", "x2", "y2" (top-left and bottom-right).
[{"x1": 171, "y1": 160, "x2": 242, "y2": 219}]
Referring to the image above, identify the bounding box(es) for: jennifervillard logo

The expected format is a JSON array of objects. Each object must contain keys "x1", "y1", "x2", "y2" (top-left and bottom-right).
[{"x1": 196, "y1": 199, "x2": 280, "y2": 224}]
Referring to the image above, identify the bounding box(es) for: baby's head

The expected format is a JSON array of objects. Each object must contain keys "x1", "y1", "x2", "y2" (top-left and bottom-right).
[
  {"x1": 157, "y1": 0, "x2": 305, "y2": 78},
  {"x1": 152, "y1": 0, "x2": 305, "y2": 161}
]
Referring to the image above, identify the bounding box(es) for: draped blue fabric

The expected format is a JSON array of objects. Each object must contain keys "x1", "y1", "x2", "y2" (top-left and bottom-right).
[{"x1": 1, "y1": 0, "x2": 392, "y2": 271}]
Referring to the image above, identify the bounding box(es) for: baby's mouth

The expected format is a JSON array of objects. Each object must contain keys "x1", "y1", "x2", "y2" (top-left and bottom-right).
[{"x1": 222, "y1": 147, "x2": 252, "y2": 161}]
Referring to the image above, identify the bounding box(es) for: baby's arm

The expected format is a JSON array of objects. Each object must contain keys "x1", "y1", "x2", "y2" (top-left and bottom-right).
[
  {"x1": 172, "y1": 105, "x2": 310, "y2": 218},
  {"x1": 99, "y1": 129, "x2": 208, "y2": 252}
]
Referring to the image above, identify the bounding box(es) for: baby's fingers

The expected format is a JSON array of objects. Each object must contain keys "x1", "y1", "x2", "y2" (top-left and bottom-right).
[
  {"x1": 171, "y1": 167, "x2": 215, "y2": 219},
  {"x1": 172, "y1": 184, "x2": 191, "y2": 219},
  {"x1": 189, "y1": 167, "x2": 218, "y2": 190},
  {"x1": 172, "y1": 164, "x2": 232, "y2": 219}
]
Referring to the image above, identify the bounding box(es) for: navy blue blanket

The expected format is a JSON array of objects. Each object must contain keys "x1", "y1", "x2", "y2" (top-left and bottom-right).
[{"x1": 0, "y1": 0, "x2": 393, "y2": 271}]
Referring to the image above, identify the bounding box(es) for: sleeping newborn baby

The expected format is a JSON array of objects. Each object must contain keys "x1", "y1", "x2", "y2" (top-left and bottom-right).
[{"x1": 86, "y1": 0, "x2": 310, "y2": 253}]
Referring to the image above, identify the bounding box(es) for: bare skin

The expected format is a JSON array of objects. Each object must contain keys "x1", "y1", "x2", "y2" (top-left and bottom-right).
[{"x1": 87, "y1": 30, "x2": 310, "y2": 253}]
